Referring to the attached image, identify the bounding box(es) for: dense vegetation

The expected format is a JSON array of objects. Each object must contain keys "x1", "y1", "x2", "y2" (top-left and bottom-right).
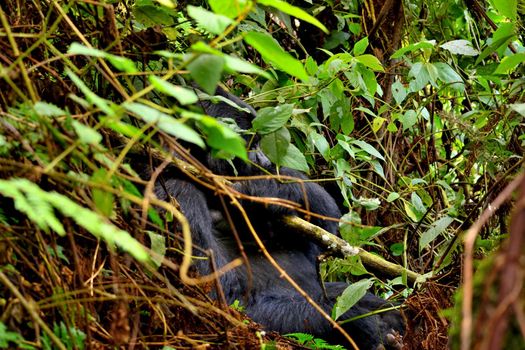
[{"x1": 0, "y1": 0, "x2": 523, "y2": 349}]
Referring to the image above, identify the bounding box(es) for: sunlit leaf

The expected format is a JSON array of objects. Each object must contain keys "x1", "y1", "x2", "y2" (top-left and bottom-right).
[{"x1": 244, "y1": 32, "x2": 309, "y2": 81}]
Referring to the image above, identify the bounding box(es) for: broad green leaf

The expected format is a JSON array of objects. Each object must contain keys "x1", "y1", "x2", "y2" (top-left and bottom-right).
[
  {"x1": 33, "y1": 102, "x2": 65, "y2": 117},
  {"x1": 399, "y1": 109, "x2": 417, "y2": 130},
  {"x1": 260, "y1": 127, "x2": 291, "y2": 167},
  {"x1": 223, "y1": 55, "x2": 271, "y2": 78},
  {"x1": 434, "y1": 63, "x2": 464, "y2": 91},
  {"x1": 101, "y1": 118, "x2": 143, "y2": 138},
  {"x1": 208, "y1": 0, "x2": 251, "y2": 18},
  {"x1": 440, "y1": 40, "x2": 479, "y2": 56},
  {"x1": 391, "y1": 81, "x2": 407, "y2": 105},
  {"x1": 425, "y1": 62, "x2": 439, "y2": 87},
  {"x1": 353, "y1": 37, "x2": 369, "y2": 56},
  {"x1": 391, "y1": 40, "x2": 436, "y2": 59},
  {"x1": 310, "y1": 131, "x2": 330, "y2": 160},
  {"x1": 188, "y1": 54, "x2": 225, "y2": 95},
  {"x1": 408, "y1": 62, "x2": 430, "y2": 92},
  {"x1": 475, "y1": 33, "x2": 515, "y2": 64},
  {"x1": 371, "y1": 159, "x2": 385, "y2": 179},
  {"x1": 404, "y1": 201, "x2": 420, "y2": 222},
  {"x1": 147, "y1": 231, "x2": 166, "y2": 269},
  {"x1": 91, "y1": 168, "x2": 114, "y2": 217},
  {"x1": 354, "y1": 54, "x2": 384, "y2": 71},
  {"x1": 68, "y1": 42, "x2": 137, "y2": 73},
  {"x1": 190, "y1": 42, "x2": 270, "y2": 78},
  {"x1": 493, "y1": 0, "x2": 517, "y2": 19},
  {"x1": 244, "y1": 32, "x2": 309, "y2": 81},
  {"x1": 386, "y1": 192, "x2": 400, "y2": 202},
  {"x1": 390, "y1": 242, "x2": 404, "y2": 256},
  {"x1": 350, "y1": 140, "x2": 384, "y2": 161},
  {"x1": 354, "y1": 197, "x2": 380, "y2": 210},
  {"x1": 332, "y1": 279, "x2": 373, "y2": 320},
  {"x1": 187, "y1": 5, "x2": 234, "y2": 34},
  {"x1": 133, "y1": 3, "x2": 176, "y2": 26},
  {"x1": 252, "y1": 104, "x2": 294, "y2": 134},
  {"x1": 258, "y1": 0, "x2": 328, "y2": 33},
  {"x1": 419, "y1": 216, "x2": 454, "y2": 252},
  {"x1": 148, "y1": 76, "x2": 198, "y2": 105},
  {"x1": 411, "y1": 192, "x2": 426, "y2": 214},
  {"x1": 72, "y1": 120, "x2": 102, "y2": 145},
  {"x1": 359, "y1": 65, "x2": 378, "y2": 96},
  {"x1": 494, "y1": 53, "x2": 525, "y2": 74},
  {"x1": 193, "y1": 114, "x2": 248, "y2": 160},
  {"x1": 124, "y1": 102, "x2": 205, "y2": 147},
  {"x1": 281, "y1": 143, "x2": 308, "y2": 172},
  {"x1": 510, "y1": 103, "x2": 525, "y2": 116}
]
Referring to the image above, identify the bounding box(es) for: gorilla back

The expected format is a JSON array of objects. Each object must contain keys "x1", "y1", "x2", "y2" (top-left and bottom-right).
[{"x1": 154, "y1": 86, "x2": 404, "y2": 349}]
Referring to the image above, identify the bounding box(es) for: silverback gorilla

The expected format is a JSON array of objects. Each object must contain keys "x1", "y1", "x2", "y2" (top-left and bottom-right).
[{"x1": 154, "y1": 87, "x2": 404, "y2": 349}]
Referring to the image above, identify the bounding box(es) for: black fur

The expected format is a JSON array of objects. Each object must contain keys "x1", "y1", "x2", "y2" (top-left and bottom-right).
[{"x1": 154, "y1": 87, "x2": 404, "y2": 349}]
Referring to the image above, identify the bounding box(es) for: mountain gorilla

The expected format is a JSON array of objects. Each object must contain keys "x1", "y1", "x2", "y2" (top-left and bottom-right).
[{"x1": 154, "y1": 87, "x2": 404, "y2": 349}]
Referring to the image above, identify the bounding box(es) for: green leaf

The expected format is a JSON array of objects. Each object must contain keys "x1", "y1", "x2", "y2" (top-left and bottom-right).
[
  {"x1": 101, "y1": 118, "x2": 143, "y2": 138},
  {"x1": 510, "y1": 103, "x2": 525, "y2": 116},
  {"x1": 0, "y1": 322, "x2": 26, "y2": 348},
  {"x1": 208, "y1": 0, "x2": 251, "y2": 18},
  {"x1": 188, "y1": 54, "x2": 225, "y2": 95},
  {"x1": 252, "y1": 104, "x2": 294, "y2": 134},
  {"x1": 0, "y1": 179, "x2": 65, "y2": 235},
  {"x1": 440, "y1": 40, "x2": 479, "y2": 56},
  {"x1": 193, "y1": 114, "x2": 248, "y2": 160},
  {"x1": 411, "y1": 192, "x2": 426, "y2": 214},
  {"x1": 353, "y1": 37, "x2": 369, "y2": 56},
  {"x1": 434, "y1": 63, "x2": 464, "y2": 91},
  {"x1": 68, "y1": 42, "x2": 137, "y2": 73},
  {"x1": 354, "y1": 197, "x2": 380, "y2": 210},
  {"x1": 386, "y1": 192, "x2": 400, "y2": 202},
  {"x1": 91, "y1": 169, "x2": 114, "y2": 217},
  {"x1": 281, "y1": 143, "x2": 309, "y2": 172},
  {"x1": 391, "y1": 81, "x2": 407, "y2": 105},
  {"x1": 404, "y1": 201, "x2": 420, "y2": 222},
  {"x1": 124, "y1": 102, "x2": 205, "y2": 147},
  {"x1": 133, "y1": 3, "x2": 176, "y2": 26},
  {"x1": 223, "y1": 55, "x2": 271, "y2": 78},
  {"x1": 494, "y1": 53, "x2": 525, "y2": 74},
  {"x1": 187, "y1": 5, "x2": 234, "y2": 34},
  {"x1": 408, "y1": 62, "x2": 430, "y2": 92},
  {"x1": 332, "y1": 279, "x2": 373, "y2": 320},
  {"x1": 258, "y1": 0, "x2": 328, "y2": 33},
  {"x1": 350, "y1": 140, "x2": 384, "y2": 161},
  {"x1": 148, "y1": 76, "x2": 198, "y2": 105},
  {"x1": 399, "y1": 109, "x2": 417, "y2": 130},
  {"x1": 244, "y1": 32, "x2": 309, "y2": 81},
  {"x1": 372, "y1": 116, "x2": 386, "y2": 133},
  {"x1": 475, "y1": 32, "x2": 515, "y2": 65},
  {"x1": 391, "y1": 40, "x2": 436, "y2": 59},
  {"x1": 390, "y1": 242, "x2": 404, "y2": 256},
  {"x1": 419, "y1": 216, "x2": 454, "y2": 252},
  {"x1": 354, "y1": 54, "x2": 384, "y2": 71},
  {"x1": 146, "y1": 231, "x2": 166, "y2": 269},
  {"x1": 260, "y1": 127, "x2": 291, "y2": 167},
  {"x1": 0, "y1": 179, "x2": 149, "y2": 262},
  {"x1": 71, "y1": 120, "x2": 102, "y2": 145},
  {"x1": 493, "y1": 0, "x2": 517, "y2": 19},
  {"x1": 310, "y1": 131, "x2": 330, "y2": 160},
  {"x1": 33, "y1": 102, "x2": 66, "y2": 117}
]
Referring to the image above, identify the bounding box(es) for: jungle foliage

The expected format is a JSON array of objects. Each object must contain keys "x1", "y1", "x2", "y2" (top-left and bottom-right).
[{"x1": 0, "y1": 0, "x2": 524, "y2": 349}]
